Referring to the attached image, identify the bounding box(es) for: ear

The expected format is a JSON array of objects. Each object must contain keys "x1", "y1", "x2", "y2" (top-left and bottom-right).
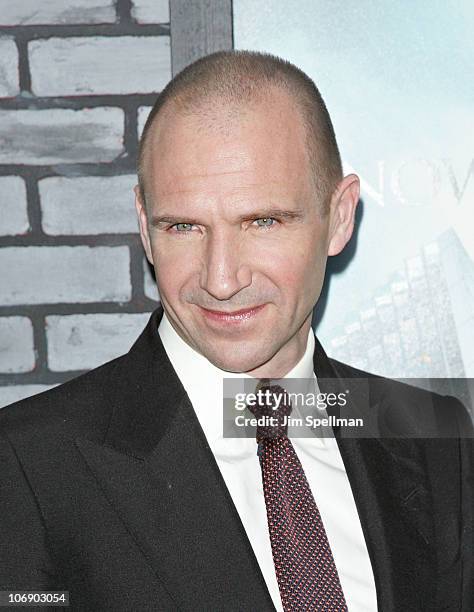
[
  {"x1": 327, "y1": 174, "x2": 360, "y2": 257},
  {"x1": 134, "y1": 185, "x2": 154, "y2": 265}
]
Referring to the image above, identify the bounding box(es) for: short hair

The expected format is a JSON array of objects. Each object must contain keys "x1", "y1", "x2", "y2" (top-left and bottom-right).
[{"x1": 137, "y1": 50, "x2": 343, "y2": 215}]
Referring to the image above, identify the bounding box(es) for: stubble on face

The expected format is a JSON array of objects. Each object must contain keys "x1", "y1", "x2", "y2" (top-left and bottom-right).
[{"x1": 141, "y1": 89, "x2": 332, "y2": 377}]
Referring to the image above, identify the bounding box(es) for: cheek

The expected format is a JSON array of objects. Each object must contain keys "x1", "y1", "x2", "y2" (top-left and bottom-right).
[
  {"x1": 263, "y1": 239, "x2": 327, "y2": 310},
  {"x1": 271, "y1": 239, "x2": 326, "y2": 285},
  {"x1": 151, "y1": 242, "x2": 194, "y2": 296}
]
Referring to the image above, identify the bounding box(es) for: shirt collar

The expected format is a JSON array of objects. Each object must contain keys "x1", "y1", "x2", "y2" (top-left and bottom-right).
[{"x1": 158, "y1": 309, "x2": 327, "y2": 450}]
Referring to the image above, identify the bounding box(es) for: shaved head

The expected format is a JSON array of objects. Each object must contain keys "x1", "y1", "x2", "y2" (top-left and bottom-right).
[{"x1": 137, "y1": 50, "x2": 343, "y2": 215}]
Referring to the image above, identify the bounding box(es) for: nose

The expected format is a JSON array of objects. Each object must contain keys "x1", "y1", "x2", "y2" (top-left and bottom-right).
[{"x1": 199, "y1": 228, "x2": 252, "y2": 301}]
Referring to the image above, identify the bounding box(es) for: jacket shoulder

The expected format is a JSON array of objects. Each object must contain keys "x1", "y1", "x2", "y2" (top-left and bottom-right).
[
  {"x1": 328, "y1": 357, "x2": 473, "y2": 437},
  {"x1": 0, "y1": 354, "x2": 125, "y2": 442}
]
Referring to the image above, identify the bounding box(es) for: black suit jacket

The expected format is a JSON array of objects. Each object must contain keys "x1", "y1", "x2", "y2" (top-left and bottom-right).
[{"x1": 1, "y1": 306, "x2": 472, "y2": 611}]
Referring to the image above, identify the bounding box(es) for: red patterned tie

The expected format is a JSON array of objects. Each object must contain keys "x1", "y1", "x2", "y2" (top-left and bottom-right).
[{"x1": 249, "y1": 380, "x2": 348, "y2": 611}]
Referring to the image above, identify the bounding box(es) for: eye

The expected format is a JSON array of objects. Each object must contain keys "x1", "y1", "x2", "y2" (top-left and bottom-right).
[
  {"x1": 254, "y1": 217, "x2": 276, "y2": 228},
  {"x1": 171, "y1": 222, "x2": 194, "y2": 232}
]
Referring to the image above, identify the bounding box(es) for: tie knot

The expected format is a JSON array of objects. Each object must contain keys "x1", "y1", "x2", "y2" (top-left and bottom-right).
[{"x1": 247, "y1": 380, "x2": 292, "y2": 441}]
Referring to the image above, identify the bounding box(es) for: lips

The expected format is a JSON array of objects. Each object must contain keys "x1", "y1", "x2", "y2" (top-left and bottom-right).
[{"x1": 199, "y1": 303, "x2": 267, "y2": 323}]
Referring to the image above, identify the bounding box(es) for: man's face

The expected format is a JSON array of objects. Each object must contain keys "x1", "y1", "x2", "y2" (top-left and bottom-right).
[{"x1": 137, "y1": 91, "x2": 351, "y2": 377}]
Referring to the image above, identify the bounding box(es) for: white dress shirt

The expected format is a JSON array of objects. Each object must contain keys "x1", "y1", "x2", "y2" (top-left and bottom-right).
[{"x1": 158, "y1": 311, "x2": 378, "y2": 611}]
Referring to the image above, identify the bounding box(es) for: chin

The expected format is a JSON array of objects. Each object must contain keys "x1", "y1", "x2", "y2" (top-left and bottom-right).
[
  {"x1": 204, "y1": 346, "x2": 274, "y2": 375},
  {"x1": 207, "y1": 355, "x2": 255, "y2": 374}
]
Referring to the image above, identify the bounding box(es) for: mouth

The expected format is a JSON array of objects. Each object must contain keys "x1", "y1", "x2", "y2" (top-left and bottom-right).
[{"x1": 198, "y1": 304, "x2": 267, "y2": 324}]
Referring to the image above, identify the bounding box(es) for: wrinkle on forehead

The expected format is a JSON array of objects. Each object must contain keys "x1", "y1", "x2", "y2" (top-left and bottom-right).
[{"x1": 156, "y1": 178, "x2": 288, "y2": 199}]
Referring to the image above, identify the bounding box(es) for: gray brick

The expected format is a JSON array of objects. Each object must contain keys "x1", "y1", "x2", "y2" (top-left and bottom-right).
[
  {"x1": 131, "y1": 0, "x2": 169, "y2": 23},
  {"x1": 0, "y1": 0, "x2": 116, "y2": 26},
  {"x1": 0, "y1": 37, "x2": 19, "y2": 98},
  {"x1": 143, "y1": 256, "x2": 159, "y2": 301},
  {"x1": 0, "y1": 317, "x2": 35, "y2": 373},
  {"x1": 0, "y1": 384, "x2": 56, "y2": 409},
  {"x1": 0, "y1": 246, "x2": 131, "y2": 305},
  {"x1": 0, "y1": 176, "x2": 29, "y2": 236},
  {"x1": 46, "y1": 312, "x2": 151, "y2": 371},
  {"x1": 40, "y1": 175, "x2": 138, "y2": 235},
  {"x1": 0, "y1": 107, "x2": 124, "y2": 165},
  {"x1": 30, "y1": 36, "x2": 171, "y2": 97},
  {"x1": 137, "y1": 105, "x2": 152, "y2": 138}
]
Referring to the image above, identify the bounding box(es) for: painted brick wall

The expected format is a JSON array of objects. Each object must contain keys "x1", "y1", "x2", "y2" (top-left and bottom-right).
[{"x1": 0, "y1": 0, "x2": 169, "y2": 407}]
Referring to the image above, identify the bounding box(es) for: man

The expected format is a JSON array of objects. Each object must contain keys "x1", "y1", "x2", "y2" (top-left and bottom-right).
[{"x1": 0, "y1": 51, "x2": 472, "y2": 611}]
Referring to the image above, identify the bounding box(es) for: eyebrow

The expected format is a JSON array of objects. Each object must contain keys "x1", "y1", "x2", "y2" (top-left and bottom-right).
[{"x1": 149, "y1": 208, "x2": 305, "y2": 227}]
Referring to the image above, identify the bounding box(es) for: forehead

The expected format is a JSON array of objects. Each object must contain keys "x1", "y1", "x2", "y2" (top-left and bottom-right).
[{"x1": 145, "y1": 90, "x2": 314, "y2": 205}]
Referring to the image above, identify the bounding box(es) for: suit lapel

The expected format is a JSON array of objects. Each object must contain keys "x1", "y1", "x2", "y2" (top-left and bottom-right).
[
  {"x1": 313, "y1": 336, "x2": 437, "y2": 611},
  {"x1": 76, "y1": 306, "x2": 275, "y2": 611},
  {"x1": 336, "y1": 437, "x2": 436, "y2": 610}
]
